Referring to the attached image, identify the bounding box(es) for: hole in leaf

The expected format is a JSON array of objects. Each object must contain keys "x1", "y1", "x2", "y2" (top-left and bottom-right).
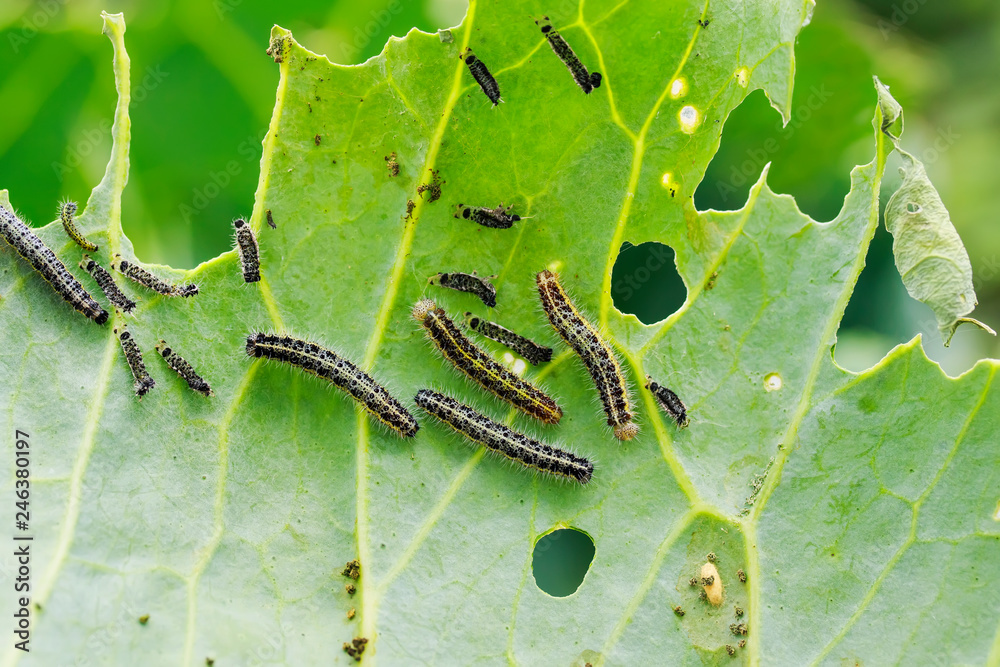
[
  {"x1": 906, "y1": 202, "x2": 921, "y2": 214},
  {"x1": 695, "y1": 6, "x2": 872, "y2": 216},
  {"x1": 531, "y1": 528, "x2": 595, "y2": 597},
  {"x1": 611, "y1": 242, "x2": 686, "y2": 324}
]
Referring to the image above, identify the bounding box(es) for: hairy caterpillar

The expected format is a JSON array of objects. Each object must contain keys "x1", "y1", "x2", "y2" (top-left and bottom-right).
[
  {"x1": 429, "y1": 271, "x2": 497, "y2": 308},
  {"x1": 415, "y1": 389, "x2": 591, "y2": 483},
  {"x1": 58, "y1": 201, "x2": 98, "y2": 251},
  {"x1": 245, "y1": 332, "x2": 418, "y2": 437},
  {"x1": 536, "y1": 16, "x2": 602, "y2": 94},
  {"x1": 0, "y1": 205, "x2": 107, "y2": 324},
  {"x1": 461, "y1": 48, "x2": 501, "y2": 105},
  {"x1": 464, "y1": 312, "x2": 552, "y2": 365},
  {"x1": 113, "y1": 254, "x2": 199, "y2": 297},
  {"x1": 115, "y1": 324, "x2": 155, "y2": 397},
  {"x1": 232, "y1": 218, "x2": 260, "y2": 283},
  {"x1": 646, "y1": 376, "x2": 688, "y2": 428},
  {"x1": 156, "y1": 340, "x2": 212, "y2": 396},
  {"x1": 412, "y1": 299, "x2": 562, "y2": 424},
  {"x1": 80, "y1": 254, "x2": 136, "y2": 314},
  {"x1": 536, "y1": 270, "x2": 636, "y2": 440}
]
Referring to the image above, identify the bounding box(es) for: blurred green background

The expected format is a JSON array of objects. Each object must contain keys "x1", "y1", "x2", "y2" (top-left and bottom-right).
[{"x1": 1, "y1": 0, "x2": 997, "y2": 602}]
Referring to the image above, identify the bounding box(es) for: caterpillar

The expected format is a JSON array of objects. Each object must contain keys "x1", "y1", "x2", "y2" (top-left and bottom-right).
[
  {"x1": 429, "y1": 271, "x2": 497, "y2": 308},
  {"x1": 536, "y1": 16, "x2": 602, "y2": 94},
  {"x1": 536, "y1": 270, "x2": 637, "y2": 440},
  {"x1": 245, "y1": 332, "x2": 418, "y2": 438},
  {"x1": 454, "y1": 203, "x2": 521, "y2": 229},
  {"x1": 464, "y1": 312, "x2": 552, "y2": 365},
  {"x1": 115, "y1": 324, "x2": 155, "y2": 397},
  {"x1": 412, "y1": 299, "x2": 562, "y2": 424},
  {"x1": 79, "y1": 254, "x2": 136, "y2": 314},
  {"x1": 461, "y1": 48, "x2": 501, "y2": 106},
  {"x1": 415, "y1": 389, "x2": 592, "y2": 484},
  {"x1": 58, "y1": 201, "x2": 98, "y2": 251},
  {"x1": 232, "y1": 218, "x2": 260, "y2": 283},
  {"x1": 646, "y1": 376, "x2": 688, "y2": 428},
  {"x1": 156, "y1": 340, "x2": 212, "y2": 396},
  {"x1": 113, "y1": 254, "x2": 199, "y2": 297},
  {"x1": 0, "y1": 205, "x2": 107, "y2": 324}
]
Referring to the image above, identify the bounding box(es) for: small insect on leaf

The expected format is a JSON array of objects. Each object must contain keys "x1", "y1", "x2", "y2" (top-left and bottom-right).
[
  {"x1": 454, "y1": 203, "x2": 521, "y2": 229},
  {"x1": 535, "y1": 15, "x2": 601, "y2": 94},
  {"x1": 461, "y1": 47, "x2": 501, "y2": 105},
  {"x1": 58, "y1": 200, "x2": 98, "y2": 251},
  {"x1": 430, "y1": 271, "x2": 497, "y2": 308}
]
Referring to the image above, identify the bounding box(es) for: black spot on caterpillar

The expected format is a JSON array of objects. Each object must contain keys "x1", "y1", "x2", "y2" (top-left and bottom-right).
[
  {"x1": 58, "y1": 201, "x2": 98, "y2": 251},
  {"x1": 115, "y1": 324, "x2": 155, "y2": 397},
  {"x1": 412, "y1": 300, "x2": 562, "y2": 424},
  {"x1": 646, "y1": 376, "x2": 689, "y2": 428},
  {"x1": 429, "y1": 271, "x2": 496, "y2": 308},
  {"x1": 453, "y1": 203, "x2": 521, "y2": 229},
  {"x1": 232, "y1": 218, "x2": 260, "y2": 283},
  {"x1": 0, "y1": 205, "x2": 107, "y2": 324},
  {"x1": 461, "y1": 48, "x2": 501, "y2": 105},
  {"x1": 79, "y1": 254, "x2": 136, "y2": 314},
  {"x1": 536, "y1": 16, "x2": 602, "y2": 94},
  {"x1": 113, "y1": 254, "x2": 198, "y2": 297},
  {"x1": 464, "y1": 312, "x2": 552, "y2": 365},
  {"x1": 156, "y1": 340, "x2": 212, "y2": 396},
  {"x1": 536, "y1": 270, "x2": 637, "y2": 440},
  {"x1": 266, "y1": 209, "x2": 276, "y2": 229},
  {"x1": 415, "y1": 389, "x2": 591, "y2": 483},
  {"x1": 245, "y1": 332, "x2": 418, "y2": 437}
]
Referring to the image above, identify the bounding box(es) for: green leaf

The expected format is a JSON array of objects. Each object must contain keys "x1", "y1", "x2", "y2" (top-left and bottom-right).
[
  {"x1": 2, "y1": 5, "x2": 998, "y2": 666},
  {"x1": 875, "y1": 77, "x2": 995, "y2": 346}
]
